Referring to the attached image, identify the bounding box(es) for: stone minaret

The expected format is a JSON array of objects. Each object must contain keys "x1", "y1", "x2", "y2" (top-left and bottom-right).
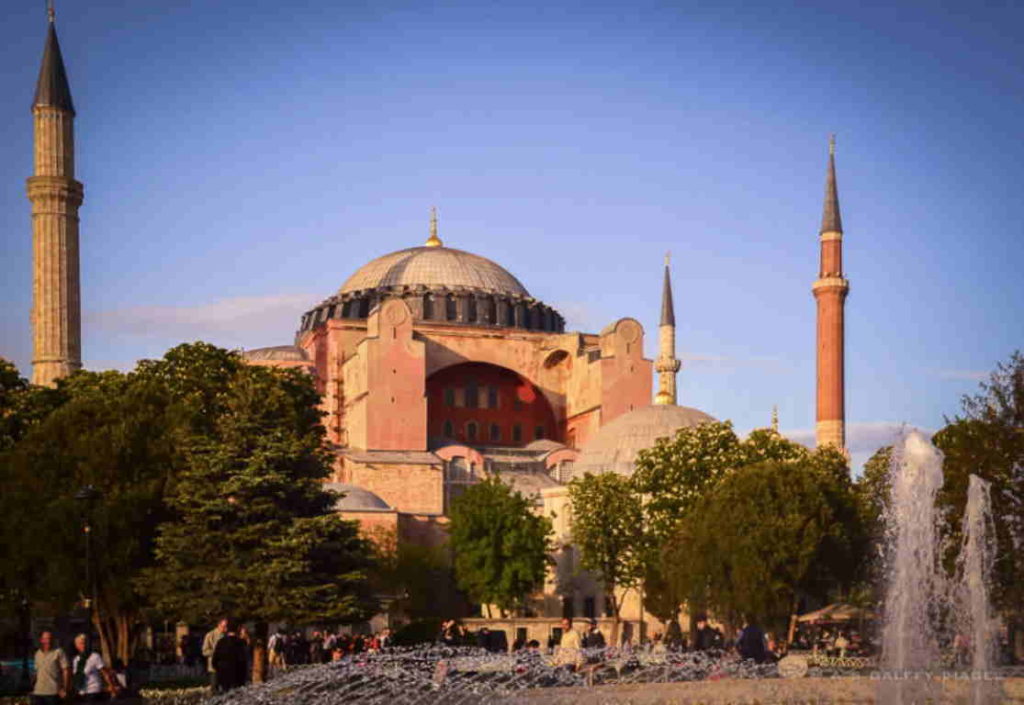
[
  {"x1": 654, "y1": 254, "x2": 681, "y2": 405},
  {"x1": 28, "y1": 7, "x2": 83, "y2": 386},
  {"x1": 812, "y1": 136, "x2": 849, "y2": 451}
]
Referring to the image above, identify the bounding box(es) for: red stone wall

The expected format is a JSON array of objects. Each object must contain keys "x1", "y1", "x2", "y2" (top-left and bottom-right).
[
  {"x1": 815, "y1": 287, "x2": 846, "y2": 424},
  {"x1": 599, "y1": 318, "x2": 653, "y2": 425},
  {"x1": 426, "y1": 362, "x2": 558, "y2": 446}
]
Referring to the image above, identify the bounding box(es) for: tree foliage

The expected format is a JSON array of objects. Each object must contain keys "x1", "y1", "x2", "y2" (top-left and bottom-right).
[
  {"x1": 447, "y1": 476, "x2": 552, "y2": 616},
  {"x1": 630, "y1": 421, "x2": 858, "y2": 623},
  {"x1": 368, "y1": 527, "x2": 463, "y2": 620},
  {"x1": 0, "y1": 368, "x2": 175, "y2": 663},
  {"x1": 673, "y1": 460, "x2": 863, "y2": 631},
  {"x1": 137, "y1": 356, "x2": 377, "y2": 625},
  {"x1": 933, "y1": 350, "x2": 1024, "y2": 615},
  {"x1": 567, "y1": 473, "x2": 644, "y2": 621},
  {"x1": 1, "y1": 343, "x2": 379, "y2": 661}
]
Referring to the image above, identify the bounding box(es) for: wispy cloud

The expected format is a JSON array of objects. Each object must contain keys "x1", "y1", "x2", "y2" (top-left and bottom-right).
[
  {"x1": 771, "y1": 421, "x2": 934, "y2": 474},
  {"x1": 550, "y1": 300, "x2": 605, "y2": 334},
  {"x1": 682, "y1": 353, "x2": 793, "y2": 373},
  {"x1": 84, "y1": 293, "x2": 318, "y2": 347}
]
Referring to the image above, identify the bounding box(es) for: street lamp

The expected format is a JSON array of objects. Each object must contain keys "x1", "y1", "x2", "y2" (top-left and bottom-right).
[{"x1": 75, "y1": 485, "x2": 101, "y2": 620}]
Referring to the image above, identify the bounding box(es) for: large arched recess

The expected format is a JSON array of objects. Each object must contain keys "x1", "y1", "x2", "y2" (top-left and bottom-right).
[{"x1": 427, "y1": 362, "x2": 559, "y2": 448}]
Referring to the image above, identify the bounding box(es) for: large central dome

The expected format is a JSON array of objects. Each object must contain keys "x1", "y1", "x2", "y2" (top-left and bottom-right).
[{"x1": 340, "y1": 246, "x2": 530, "y2": 298}]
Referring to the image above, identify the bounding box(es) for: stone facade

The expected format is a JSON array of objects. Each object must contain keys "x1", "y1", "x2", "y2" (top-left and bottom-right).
[{"x1": 28, "y1": 20, "x2": 82, "y2": 387}]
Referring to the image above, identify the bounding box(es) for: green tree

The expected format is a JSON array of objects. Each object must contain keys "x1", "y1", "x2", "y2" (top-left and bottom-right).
[
  {"x1": 0, "y1": 369, "x2": 175, "y2": 664},
  {"x1": 448, "y1": 476, "x2": 552, "y2": 617},
  {"x1": 137, "y1": 362, "x2": 378, "y2": 625},
  {"x1": 856, "y1": 445, "x2": 893, "y2": 541},
  {"x1": 368, "y1": 527, "x2": 462, "y2": 620},
  {"x1": 632, "y1": 422, "x2": 855, "y2": 626},
  {"x1": 567, "y1": 473, "x2": 644, "y2": 638},
  {"x1": 933, "y1": 351, "x2": 1024, "y2": 618},
  {"x1": 0, "y1": 358, "x2": 64, "y2": 452},
  {"x1": 676, "y1": 461, "x2": 863, "y2": 632},
  {"x1": 631, "y1": 421, "x2": 745, "y2": 543}
]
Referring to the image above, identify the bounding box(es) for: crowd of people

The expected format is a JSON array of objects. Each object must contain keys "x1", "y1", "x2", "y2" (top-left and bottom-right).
[{"x1": 197, "y1": 619, "x2": 396, "y2": 692}]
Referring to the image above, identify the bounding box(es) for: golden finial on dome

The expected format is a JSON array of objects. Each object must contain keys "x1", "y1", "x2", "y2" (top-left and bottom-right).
[{"x1": 425, "y1": 206, "x2": 443, "y2": 247}]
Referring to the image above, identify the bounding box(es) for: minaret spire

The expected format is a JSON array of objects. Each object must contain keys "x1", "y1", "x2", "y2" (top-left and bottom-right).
[
  {"x1": 654, "y1": 253, "x2": 681, "y2": 406},
  {"x1": 28, "y1": 7, "x2": 83, "y2": 385},
  {"x1": 424, "y1": 206, "x2": 443, "y2": 247},
  {"x1": 812, "y1": 135, "x2": 849, "y2": 452},
  {"x1": 820, "y1": 134, "x2": 842, "y2": 237}
]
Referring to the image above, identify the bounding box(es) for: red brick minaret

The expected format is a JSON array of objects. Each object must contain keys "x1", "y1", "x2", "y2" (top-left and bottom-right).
[{"x1": 812, "y1": 136, "x2": 849, "y2": 452}]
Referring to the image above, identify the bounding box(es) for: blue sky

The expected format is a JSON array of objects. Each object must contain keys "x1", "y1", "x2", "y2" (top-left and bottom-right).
[{"x1": 2, "y1": 0, "x2": 1022, "y2": 470}]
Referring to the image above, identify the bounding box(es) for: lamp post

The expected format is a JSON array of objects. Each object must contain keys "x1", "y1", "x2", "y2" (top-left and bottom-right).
[
  {"x1": 75, "y1": 485, "x2": 101, "y2": 624},
  {"x1": 17, "y1": 592, "x2": 30, "y2": 692}
]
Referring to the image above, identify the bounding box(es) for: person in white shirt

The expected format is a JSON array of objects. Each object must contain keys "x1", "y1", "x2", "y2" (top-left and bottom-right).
[{"x1": 71, "y1": 634, "x2": 118, "y2": 701}]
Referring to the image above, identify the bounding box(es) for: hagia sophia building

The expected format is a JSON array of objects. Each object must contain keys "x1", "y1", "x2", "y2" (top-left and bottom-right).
[{"x1": 24, "y1": 13, "x2": 850, "y2": 635}]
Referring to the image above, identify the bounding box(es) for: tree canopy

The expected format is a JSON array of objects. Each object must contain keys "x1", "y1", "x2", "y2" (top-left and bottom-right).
[
  {"x1": 567, "y1": 472, "x2": 644, "y2": 623},
  {"x1": 933, "y1": 351, "x2": 1024, "y2": 615},
  {"x1": 0, "y1": 343, "x2": 379, "y2": 662},
  {"x1": 447, "y1": 476, "x2": 552, "y2": 617},
  {"x1": 674, "y1": 460, "x2": 863, "y2": 631}
]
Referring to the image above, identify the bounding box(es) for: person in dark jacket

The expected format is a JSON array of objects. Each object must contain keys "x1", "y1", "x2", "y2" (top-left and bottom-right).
[
  {"x1": 736, "y1": 616, "x2": 768, "y2": 663},
  {"x1": 693, "y1": 615, "x2": 721, "y2": 652},
  {"x1": 212, "y1": 620, "x2": 249, "y2": 692}
]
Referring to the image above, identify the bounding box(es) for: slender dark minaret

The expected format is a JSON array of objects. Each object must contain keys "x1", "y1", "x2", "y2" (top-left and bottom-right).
[
  {"x1": 812, "y1": 136, "x2": 849, "y2": 452},
  {"x1": 28, "y1": 4, "x2": 83, "y2": 386},
  {"x1": 654, "y1": 254, "x2": 680, "y2": 405}
]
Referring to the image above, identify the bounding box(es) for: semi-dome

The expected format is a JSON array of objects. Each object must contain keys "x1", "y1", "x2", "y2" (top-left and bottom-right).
[
  {"x1": 573, "y1": 405, "x2": 717, "y2": 479},
  {"x1": 340, "y1": 246, "x2": 530, "y2": 298},
  {"x1": 325, "y1": 482, "x2": 393, "y2": 512}
]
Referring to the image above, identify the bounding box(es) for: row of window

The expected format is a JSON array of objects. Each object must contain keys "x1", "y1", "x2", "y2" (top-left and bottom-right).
[
  {"x1": 443, "y1": 385, "x2": 527, "y2": 410},
  {"x1": 442, "y1": 420, "x2": 545, "y2": 443}
]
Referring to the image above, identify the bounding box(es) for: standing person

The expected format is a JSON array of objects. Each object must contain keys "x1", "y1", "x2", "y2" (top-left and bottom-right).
[
  {"x1": 694, "y1": 615, "x2": 720, "y2": 652},
  {"x1": 552, "y1": 618, "x2": 583, "y2": 672},
  {"x1": 71, "y1": 634, "x2": 119, "y2": 701},
  {"x1": 582, "y1": 620, "x2": 606, "y2": 650},
  {"x1": 212, "y1": 620, "x2": 249, "y2": 692},
  {"x1": 31, "y1": 630, "x2": 70, "y2": 705},
  {"x1": 267, "y1": 629, "x2": 287, "y2": 671},
  {"x1": 309, "y1": 631, "x2": 324, "y2": 664},
  {"x1": 201, "y1": 618, "x2": 227, "y2": 690}
]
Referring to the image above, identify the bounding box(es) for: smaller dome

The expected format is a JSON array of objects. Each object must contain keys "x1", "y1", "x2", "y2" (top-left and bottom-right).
[
  {"x1": 242, "y1": 345, "x2": 309, "y2": 362},
  {"x1": 574, "y1": 405, "x2": 717, "y2": 479},
  {"x1": 324, "y1": 482, "x2": 392, "y2": 512}
]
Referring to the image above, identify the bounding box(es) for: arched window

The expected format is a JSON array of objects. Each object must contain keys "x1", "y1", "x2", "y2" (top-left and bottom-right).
[
  {"x1": 444, "y1": 388, "x2": 455, "y2": 407},
  {"x1": 443, "y1": 420, "x2": 454, "y2": 437},
  {"x1": 487, "y1": 386, "x2": 499, "y2": 409},
  {"x1": 466, "y1": 421, "x2": 478, "y2": 442},
  {"x1": 423, "y1": 294, "x2": 433, "y2": 320},
  {"x1": 465, "y1": 379, "x2": 479, "y2": 409},
  {"x1": 489, "y1": 423, "x2": 501, "y2": 442},
  {"x1": 445, "y1": 457, "x2": 476, "y2": 513},
  {"x1": 445, "y1": 295, "x2": 457, "y2": 321},
  {"x1": 467, "y1": 296, "x2": 478, "y2": 322},
  {"x1": 534, "y1": 425, "x2": 545, "y2": 441}
]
